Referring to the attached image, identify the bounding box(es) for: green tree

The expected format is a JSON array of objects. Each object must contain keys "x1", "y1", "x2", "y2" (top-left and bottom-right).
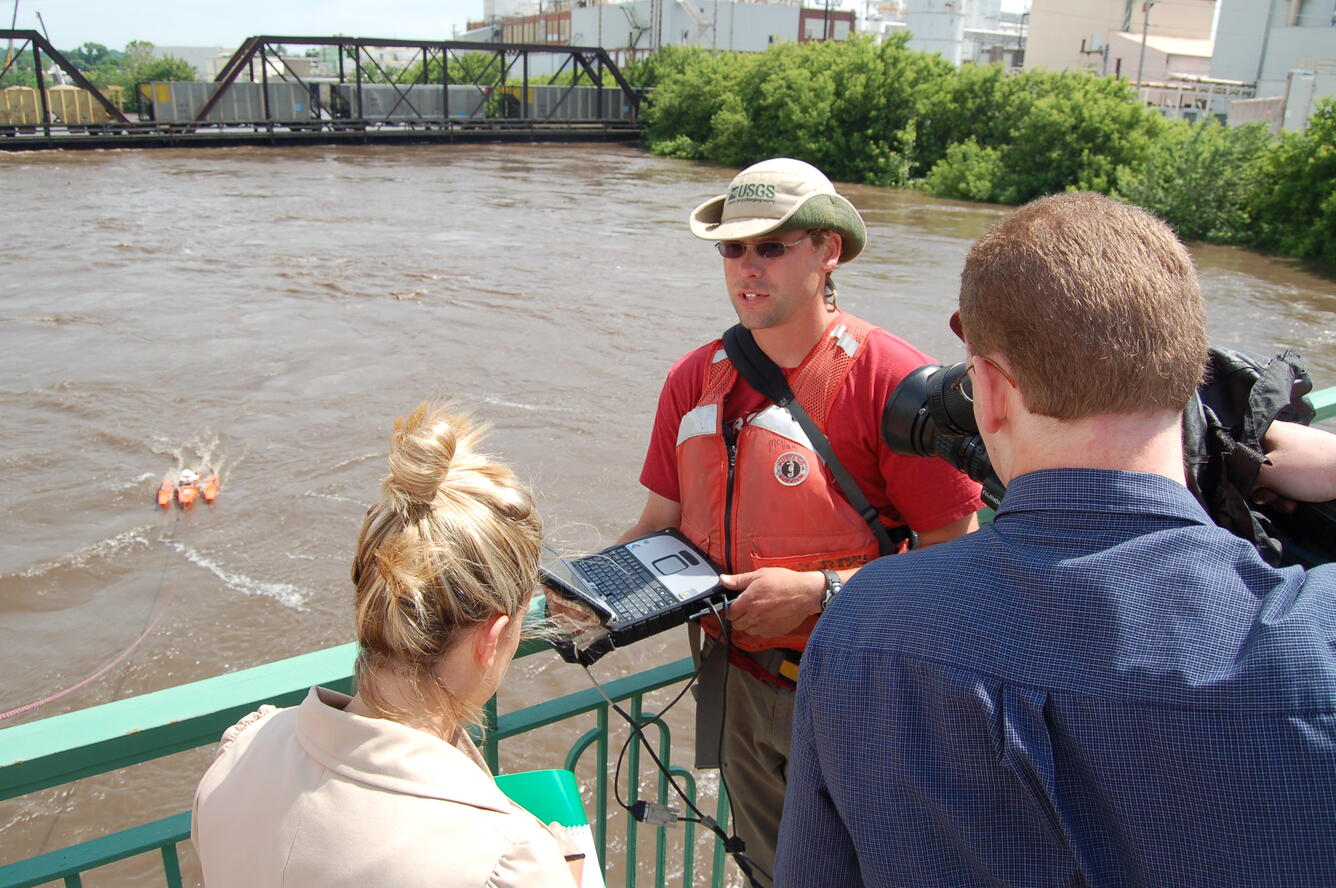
[
  {"x1": 65, "y1": 42, "x2": 121, "y2": 69},
  {"x1": 915, "y1": 61, "x2": 1033, "y2": 176},
  {"x1": 133, "y1": 56, "x2": 197, "y2": 83},
  {"x1": 641, "y1": 36, "x2": 951, "y2": 184},
  {"x1": 749, "y1": 35, "x2": 950, "y2": 185},
  {"x1": 624, "y1": 43, "x2": 700, "y2": 89},
  {"x1": 0, "y1": 41, "x2": 38, "y2": 88},
  {"x1": 121, "y1": 40, "x2": 156, "y2": 73},
  {"x1": 90, "y1": 41, "x2": 198, "y2": 111},
  {"x1": 839, "y1": 35, "x2": 952, "y2": 185},
  {"x1": 919, "y1": 69, "x2": 1164, "y2": 204},
  {"x1": 921, "y1": 138, "x2": 1006, "y2": 202},
  {"x1": 641, "y1": 46, "x2": 751, "y2": 159},
  {"x1": 1248, "y1": 97, "x2": 1336, "y2": 264},
  {"x1": 1116, "y1": 117, "x2": 1272, "y2": 242}
]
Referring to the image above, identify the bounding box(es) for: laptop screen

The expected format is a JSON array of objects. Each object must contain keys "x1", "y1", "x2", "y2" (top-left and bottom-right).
[{"x1": 540, "y1": 545, "x2": 614, "y2": 620}]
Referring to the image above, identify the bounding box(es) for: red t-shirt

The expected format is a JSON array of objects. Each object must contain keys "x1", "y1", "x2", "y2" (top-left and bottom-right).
[{"x1": 638, "y1": 326, "x2": 983, "y2": 533}]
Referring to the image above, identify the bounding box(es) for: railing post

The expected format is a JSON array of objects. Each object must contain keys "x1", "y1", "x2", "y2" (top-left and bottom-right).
[
  {"x1": 711, "y1": 783, "x2": 730, "y2": 886},
  {"x1": 596, "y1": 705, "x2": 610, "y2": 869},
  {"x1": 160, "y1": 844, "x2": 183, "y2": 888},
  {"x1": 626, "y1": 695, "x2": 643, "y2": 888},
  {"x1": 651, "y1": 719, "x2": 671, "y2": 888},
  {"x1": 482, "y1": 696, "x2": 500, "y2": 773}
]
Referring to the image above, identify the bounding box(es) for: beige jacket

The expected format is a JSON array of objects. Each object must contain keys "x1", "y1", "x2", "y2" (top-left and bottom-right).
[{"x1": 192, "y1": 687, "x2": 577, "y2": 888}]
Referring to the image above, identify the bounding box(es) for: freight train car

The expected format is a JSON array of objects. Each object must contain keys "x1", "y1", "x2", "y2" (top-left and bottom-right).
[
  {"x1": 138, "y1": 82, "x2": 313, "y2": 123},
  {"x1": 496, "y1": 84, "x2": 636, "y2": 121},
  {"x1": 318, "y1": 83, "x2": 487, "y2": 120},
  {"x1": 137, "y1": 80, "x2": 635, "y2": 125},
  {"x1": 0, "y1": 84, "x2": 123, "y2": 126}
]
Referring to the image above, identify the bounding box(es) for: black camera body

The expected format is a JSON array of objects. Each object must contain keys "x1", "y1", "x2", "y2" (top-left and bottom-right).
[{"x1": 882, "y1": 362, "x2": 1006, "y2": 509}]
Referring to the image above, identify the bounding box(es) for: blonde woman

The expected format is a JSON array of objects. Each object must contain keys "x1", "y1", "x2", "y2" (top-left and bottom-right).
[{"x1": 192, "y1": 403, "x2": 580, "y2": 888}]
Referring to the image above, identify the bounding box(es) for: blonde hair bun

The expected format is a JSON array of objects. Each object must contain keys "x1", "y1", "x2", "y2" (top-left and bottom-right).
[
  {"x1": 383, "y1": 404, "x2": 468, "y2": 514},
  {"x1": 352, "y1": 401, "x2": 542, "y2": 728}
]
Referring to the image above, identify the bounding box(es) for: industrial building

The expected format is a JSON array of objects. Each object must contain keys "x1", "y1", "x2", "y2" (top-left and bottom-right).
[
  {"x1": 1023, "y1": 0, "x2": 1334, "y2": 130},
  {"x1": 856, "y1": 0, "x2": 1026, "y2": 68},
  {"x1": 459, "y1": 0, "x2": 1023, "y2": 70},
  {"x1": 1213, "y1": 0, "x2": 1336, "y2": 130},
  {"x1": 460, "y1": 0, "x2": 854, "y2": 64}
]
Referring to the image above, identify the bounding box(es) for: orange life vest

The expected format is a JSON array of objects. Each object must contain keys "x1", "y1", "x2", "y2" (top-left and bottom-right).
[{"x1": 676, "y1": 313, "x2": 884, "y2": 654}]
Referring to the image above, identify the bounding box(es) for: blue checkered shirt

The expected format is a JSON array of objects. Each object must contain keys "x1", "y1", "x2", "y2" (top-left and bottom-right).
[{"x1": 775, "y1": 469, "x2": 1336, "y2": 887}]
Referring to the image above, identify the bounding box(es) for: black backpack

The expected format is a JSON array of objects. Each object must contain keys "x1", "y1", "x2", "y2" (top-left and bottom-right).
[{"x1": 1183, "y1": 346, "x2": 1333, "y2": 567}]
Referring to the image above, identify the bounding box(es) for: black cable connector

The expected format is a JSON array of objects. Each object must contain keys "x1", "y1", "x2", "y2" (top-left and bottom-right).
[{"x1": 630, "y1": 800, "x2": 680, "y2": 827}]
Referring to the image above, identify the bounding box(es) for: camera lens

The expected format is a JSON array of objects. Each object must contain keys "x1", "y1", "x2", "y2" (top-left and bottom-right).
[
  {"x1": 883, "y1": 360, "x2": 1006, "y2": 509},
  {"x1": 883, "y1": 364, "x2": 941, "y2": 457},
  {"x1": 935, "y1": 434, "x2": 990, "y2": 483},
  {"x1": 883, "y1": 362, "x2": 979, "y2": 457},
  {"x1": 926, "y1": 362, "x2": 978, "y2": 437}
]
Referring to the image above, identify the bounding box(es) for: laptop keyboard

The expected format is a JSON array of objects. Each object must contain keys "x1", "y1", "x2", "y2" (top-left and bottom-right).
[{"x1": 577, "y1": 548, "x2": 679, "y2": 621}]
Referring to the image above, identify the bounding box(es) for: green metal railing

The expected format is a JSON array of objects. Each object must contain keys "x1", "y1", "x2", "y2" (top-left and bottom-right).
[
  {"x1": 0, "y1": 614, "x2": 731, "y2": 888},
  {"x1": 1311, "y1": 385, "x2": 1336, "y2": 422},
  {"x1": 3, "y1": 387, "x2": 1332, "y2": 888}
]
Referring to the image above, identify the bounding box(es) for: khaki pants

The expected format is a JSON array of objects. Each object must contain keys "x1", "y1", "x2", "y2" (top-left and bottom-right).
[{"x1": 695, "y1": 638, "x2": 795, "y2": 888}]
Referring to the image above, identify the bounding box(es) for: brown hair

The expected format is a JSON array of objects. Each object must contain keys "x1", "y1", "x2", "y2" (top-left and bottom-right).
[
  {"x1": 808, "y1": 228, "x2": 839, "y2": 306},
  {"x1": 351, "y1": 403, "x2": 541, "y2": 727},
  {"x1": 958, "y1": 192, "x2": 1206, "y2": 419}
]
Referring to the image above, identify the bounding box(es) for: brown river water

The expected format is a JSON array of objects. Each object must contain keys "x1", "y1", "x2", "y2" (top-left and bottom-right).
[{"x1": 1, "y1": 142, "x2": 1333, "y2": 885}]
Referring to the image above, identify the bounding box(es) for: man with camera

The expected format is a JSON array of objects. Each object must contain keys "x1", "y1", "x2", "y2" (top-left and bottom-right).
[
  {"x1": 774, "y1": 192, "x2": 1336, "y2": 886},
  {"x1": 619, "y1": 157, "x2": 982, "y2": 883}
]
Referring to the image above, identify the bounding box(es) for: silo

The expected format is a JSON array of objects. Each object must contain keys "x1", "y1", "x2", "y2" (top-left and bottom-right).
[{"x1": 906, "y1": 0, "x2": 965, "y2": 66}]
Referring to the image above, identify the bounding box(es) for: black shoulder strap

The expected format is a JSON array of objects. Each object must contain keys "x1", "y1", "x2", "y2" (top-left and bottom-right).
[
  {"x1": 722, "y1": 324, "x2": 791, "y2": 404},
  {"x1": 722, "y1": 324, "x2": 901, "y2": 556}
]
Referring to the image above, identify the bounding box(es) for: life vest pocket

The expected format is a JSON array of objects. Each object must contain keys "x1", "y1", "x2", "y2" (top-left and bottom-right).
[{"x1": 747, "y1": 541, "x2": 877, "y2": 574}]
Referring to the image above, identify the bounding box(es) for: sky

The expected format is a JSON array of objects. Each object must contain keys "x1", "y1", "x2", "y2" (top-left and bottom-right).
[
  {"x1": 8, "y1": 0, "x2": 1030, "y2": 53},
  {"x1": 5, "y1": 0, "x2": 484, "y2": 51}
]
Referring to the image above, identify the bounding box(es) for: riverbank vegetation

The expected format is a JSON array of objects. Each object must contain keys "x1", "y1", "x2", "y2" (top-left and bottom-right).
[{"x1": 628, "y1": 37, "x2": 1336, "y2": 266}]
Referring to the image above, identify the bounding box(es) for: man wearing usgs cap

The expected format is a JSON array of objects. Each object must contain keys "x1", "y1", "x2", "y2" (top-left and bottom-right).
[{"x1": 618, "y1": 158, "x2": 981, "y2": 882}]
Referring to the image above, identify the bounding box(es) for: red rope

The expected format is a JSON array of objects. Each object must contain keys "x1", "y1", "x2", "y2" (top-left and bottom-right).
[{"x1": 1, "y1": 507, "x2": 182, "y2": 722}]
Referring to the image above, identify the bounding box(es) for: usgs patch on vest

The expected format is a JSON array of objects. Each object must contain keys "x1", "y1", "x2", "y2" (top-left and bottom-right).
[{"x1": 774, "y1": 452, "x2": 809, "y2": 486}]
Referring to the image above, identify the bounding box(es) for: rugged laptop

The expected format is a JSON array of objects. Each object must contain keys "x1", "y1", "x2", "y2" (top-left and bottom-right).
[{"x1": 541, "y1": 529, "x2": 731, "y2": 664}]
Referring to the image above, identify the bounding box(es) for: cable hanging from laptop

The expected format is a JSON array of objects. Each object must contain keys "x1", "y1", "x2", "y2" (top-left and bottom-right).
[{"x1": 580, "y1": 597, "x2": 769, "y2": 888}]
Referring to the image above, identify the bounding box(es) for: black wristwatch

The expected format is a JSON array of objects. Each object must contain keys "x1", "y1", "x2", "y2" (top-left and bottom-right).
[{"x1": 820, "y1": 569, "x2": 843, "y2": 611}]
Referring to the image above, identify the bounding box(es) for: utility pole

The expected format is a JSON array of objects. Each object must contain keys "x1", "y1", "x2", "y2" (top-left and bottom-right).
[
  {"x1": 5, "y1": 0, "x2": 18, "y2": 71},
  {"x1": 1135, "y1": 0, "x2": 1155, "y2": 101}
]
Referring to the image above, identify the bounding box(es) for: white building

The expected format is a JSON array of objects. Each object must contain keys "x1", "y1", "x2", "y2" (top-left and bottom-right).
[
  {"x1": 1212, "y1": 0, "x2": 1335, "y2": 130},
  {"x1": 459, "y1": 0, "x2": 854, "y2": 67},
  {"x1": 1024, "y1": 0, "x2": 1217, "y2": 76},
  {"x1": 1021, "y1": 0, "x2": 1241, "y2": 123},
  {"x1": 1016, "y1": 0, "x2": 1332, "y2": 128},
  {"x1": 153, "y1": 46, "x2": 232, "y2": 80},
  {"x1": 856, "y1": 0, "x2": 1025, "y2": 68}
]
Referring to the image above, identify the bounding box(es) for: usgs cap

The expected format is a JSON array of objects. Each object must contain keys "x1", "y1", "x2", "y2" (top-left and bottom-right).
[{"x1": 688, "y1": 157, "x2": 867, "y2": 263}]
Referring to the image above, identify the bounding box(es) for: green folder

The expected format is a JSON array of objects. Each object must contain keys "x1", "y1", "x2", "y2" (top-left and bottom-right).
[{"x1": 495, "y1": 768, "x2": 588, "y2": 827}]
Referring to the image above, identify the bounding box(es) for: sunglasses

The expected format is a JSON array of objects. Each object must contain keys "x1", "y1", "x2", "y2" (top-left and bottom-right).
[{"x1": 715, "y1": 234, "x2": 810, "y2": 260}]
